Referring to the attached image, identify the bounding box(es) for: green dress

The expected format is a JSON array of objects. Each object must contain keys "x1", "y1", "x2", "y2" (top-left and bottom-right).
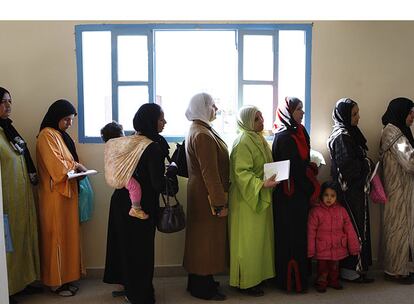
[
  {"x1": 0, "y1": 128, "x2": 40, "y2": 295},
  {"x1": 229, "y1": 131, "x2": 275, "y2": 289}
]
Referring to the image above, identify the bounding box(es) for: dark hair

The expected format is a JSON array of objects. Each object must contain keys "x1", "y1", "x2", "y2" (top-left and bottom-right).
[
  {"x1": 0, "y1": 87, "x2": 11, "y2": 104},
  {"x1": 101, "y1": 121, "x2": 124, "y2": 142},
  {"x1": 320, "y1": 181, "x2": 338, "y2": 200}
]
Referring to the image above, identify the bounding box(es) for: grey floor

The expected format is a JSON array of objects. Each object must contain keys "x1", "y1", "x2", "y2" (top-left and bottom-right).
[{"x1": 12, "y1": 272, "x2": 414, "y2": 304}]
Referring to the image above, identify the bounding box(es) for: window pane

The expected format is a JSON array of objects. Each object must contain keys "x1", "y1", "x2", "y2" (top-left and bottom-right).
[
  {"x1": 118, "y1": 86, "x2": 148, "y2": 131},
  {"x1": 118, "y1": 36, "x2": 148, "y2": 81},
  {"x1": 243, "y1": 85, "x2": 274, "y2": 131},
  {"x1": 243, "y1": 35, "x2": 273, "y2": 81},
  {"x1": 278, "y1": 31, "x2": 306, "y2": 112},
  {"x1": 155, "y1": 31, "x2": 238, "y2": 141},
  {"x1": 82, "y1": 31, "x2": 112, "y2": 137}
]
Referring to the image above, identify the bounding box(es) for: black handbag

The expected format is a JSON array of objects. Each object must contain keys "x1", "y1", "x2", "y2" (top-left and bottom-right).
[{"x1": 157, "y1": 177, "x2": 186, "y2": 233}]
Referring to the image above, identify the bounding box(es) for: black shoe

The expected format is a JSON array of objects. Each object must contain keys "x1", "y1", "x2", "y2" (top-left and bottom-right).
[
  {"x1": 209, "y1": 291, "x2": 226, "y2": 301},
  {"x1": 9, "y1": 296, "x2": 17, "y2": 304},
  {"x1": 384, "y1": 273, "x2": 414, "y2": 285},
  {"x1": 238, "y1": 286, "x2": 264, "y2": 297},
  {"x1": 18, "y1": 285, "x2": 44, "y2": 295}
]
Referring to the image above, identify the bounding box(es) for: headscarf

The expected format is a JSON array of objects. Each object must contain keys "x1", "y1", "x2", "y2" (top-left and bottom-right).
[
  {"x1": 274, "y1": 96, "x2": 303, "y2": 132},
  {"x1": 185, "y1": 92, "x2": 215, "y2": 125},
  {"x1": 274, "y1": 97, "x2": 309, "y2": 161},
  {"x1": 381, "y1": 97, "x2": 414, "y2": 147},
  {"x1": 328, "y1": 98, "x2": 368, "y2": 152},
  {"x1": 0, "y1": 87, "x2": 37, "y2": 178},
  {"x1": 39, "y1": 99, "x2": 79, "y2": 161},
  {"x1": 237, "y1": 105, "x2": 272, "y2": 162},
  {"x1": 133, "y1": 103, "x2": 169, "y2": 159}
]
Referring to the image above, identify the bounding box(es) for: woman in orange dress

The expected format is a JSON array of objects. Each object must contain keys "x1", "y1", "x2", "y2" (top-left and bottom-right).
[{"x1": 36, "y1": 99, "x2": 87, "y2": 296}]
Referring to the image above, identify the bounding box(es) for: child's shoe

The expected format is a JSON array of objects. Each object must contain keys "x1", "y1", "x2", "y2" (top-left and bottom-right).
[{"x1": 129, "y1": 207, "x2": 149, "y2": 220}]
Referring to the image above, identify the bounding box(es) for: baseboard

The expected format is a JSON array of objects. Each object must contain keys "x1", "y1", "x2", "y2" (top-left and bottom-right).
[
  {"x1": 85, "y1": 265, "x2": 187, "y2": 279},
  {"x1": 86, "y1": 259, "x2": 382, "y2": 280}
]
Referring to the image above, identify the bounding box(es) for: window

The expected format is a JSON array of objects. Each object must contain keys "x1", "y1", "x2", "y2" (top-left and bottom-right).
[{"x1": 75, "y1": 24, "x2": 312, "y2": 143}]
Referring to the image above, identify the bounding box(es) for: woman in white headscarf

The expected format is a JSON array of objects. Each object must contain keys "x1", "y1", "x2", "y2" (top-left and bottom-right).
[
  {"x1": 183, "y1": 92, "x2": 230, "y2": 301},
  {"x1": 228, "y1": 105, "x2": 277, "y2": 296}
]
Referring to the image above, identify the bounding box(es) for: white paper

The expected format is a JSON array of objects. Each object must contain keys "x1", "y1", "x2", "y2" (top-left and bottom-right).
[
  {"x1": 67, "y1": 169, "x2": 98, "y2": 179},
  {"x1": 369, "y1": 162, "x2": 380, "y2": 182},
  {"x1": 264, "y1": 160, "x2": 290, "y2": 182}
]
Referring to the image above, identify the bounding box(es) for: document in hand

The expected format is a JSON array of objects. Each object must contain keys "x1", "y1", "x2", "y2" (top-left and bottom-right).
[
  {"x1": 263, "y1": 160, "x2": 290, "y2": 182},
  {"x1": 67, "y1": 169, "x2": 98, "y2": 179}
]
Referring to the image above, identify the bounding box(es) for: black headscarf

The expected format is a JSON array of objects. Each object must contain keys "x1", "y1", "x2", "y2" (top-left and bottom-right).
[
  {"x1": 0, "y1": 87, "x2": 37, "y2": 179},
  {"x1": 39, "y1": 99, "x2": 79, "y2": 161},
  {"x1": 133, "y1": 103, "x2": 169, "y2": 158},
  {"x1": 382, "y1": 97, "x2": 414, "y2": 147},
  {"x1": 328, "y1": 98, "x2": 368, "y2": 152}
]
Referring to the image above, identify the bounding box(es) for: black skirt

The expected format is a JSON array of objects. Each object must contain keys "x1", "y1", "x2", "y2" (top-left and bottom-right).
[{"x1": 103, "y1": 188, "x2": 156, "y2": 304}]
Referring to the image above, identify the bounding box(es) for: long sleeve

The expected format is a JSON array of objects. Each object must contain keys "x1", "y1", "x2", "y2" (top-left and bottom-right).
[
  {"x1": 193, "y1": 133, "x2": 227, "y2": 206},
  {"x1": 144, "y1": 143, "x2": 166, "y2": 193},
  {"x1": 307, "y1": 208, "x2": 319, "y2": 258},
  {"x1": 231, "y1": 139, "x2": 271, "y2": 213},
  {"x1": 390, "y1": 135, "x2": 414, "y2": 174},
  {"x1": 36, "y1": 128, "x2": 77, "y2": 197},
  {"x1": 331, "y1": 134, "x2": 370, "y2": 187},
  {"x1": 272, "y1": 133, "x2": 313, "y2": 195}
]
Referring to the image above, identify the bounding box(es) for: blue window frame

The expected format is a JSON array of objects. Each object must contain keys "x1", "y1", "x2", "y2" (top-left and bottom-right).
[{"x1": 75, "y1": 23, "x2": 312, "y2": 143}]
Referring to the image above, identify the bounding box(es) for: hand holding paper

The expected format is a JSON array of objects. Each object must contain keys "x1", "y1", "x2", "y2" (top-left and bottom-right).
[
  {"x1": 67, "y1": 169, "x2": 98, "y2": 179},
  {"x1": 264, "y1": 160, "x2": 290, "y2": 182}
]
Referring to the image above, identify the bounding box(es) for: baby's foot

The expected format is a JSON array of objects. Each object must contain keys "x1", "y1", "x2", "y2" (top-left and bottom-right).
[{"x1": 129, "y1": 207, "x2": 149, "y2": 220}]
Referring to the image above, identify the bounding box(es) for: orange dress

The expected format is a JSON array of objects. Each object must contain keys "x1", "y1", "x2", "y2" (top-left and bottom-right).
[{"x1": 36, "y1": 127, "x2": 81, "y2": 286}]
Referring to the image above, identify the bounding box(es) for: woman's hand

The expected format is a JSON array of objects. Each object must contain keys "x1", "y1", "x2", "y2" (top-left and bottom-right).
[{"x1": 263, "y1": 174, "x2": 278, "y2": 188}]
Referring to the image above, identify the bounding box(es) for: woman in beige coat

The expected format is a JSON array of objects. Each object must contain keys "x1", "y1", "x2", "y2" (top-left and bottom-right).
[
  {"x1": 183, "y1": 92, "x2": 230, "y2": 301},
  {"x1": 380, "y1": 97, "x2": 414, "y2": 284}
]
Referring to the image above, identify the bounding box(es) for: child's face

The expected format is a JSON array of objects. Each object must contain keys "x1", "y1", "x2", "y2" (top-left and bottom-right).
[{"x1": 322, "y1": 188, "x2": 337, "y2": 207}]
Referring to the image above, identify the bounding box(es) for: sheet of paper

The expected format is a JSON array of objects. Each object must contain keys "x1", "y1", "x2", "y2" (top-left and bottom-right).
[
  {"x1": 263, "y1": 160, "x2": 290, "y2": 182},
  {"x1": 67, "y1": 169, "x2": 98, "y2": 179},
  {"x1": 369, "y1": 162, "x2": 380, "y2": 182}
]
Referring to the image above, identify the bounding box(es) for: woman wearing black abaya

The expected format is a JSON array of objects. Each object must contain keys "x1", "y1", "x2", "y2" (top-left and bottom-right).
[
  {"x1": 327, "y1": 98, "x2": 374, "y2": 283},
  {"x1": 272, "y1": 97, "x2": 320, "y2": 293},
  {"x1": 103, "y1": 103, "x2": 169, "y2": 304}
]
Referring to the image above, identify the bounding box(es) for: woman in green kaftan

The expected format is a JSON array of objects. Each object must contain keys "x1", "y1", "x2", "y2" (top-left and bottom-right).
[
  {"x1": 0, "y1": 87, "x2": 40, "y2": 303},
  {"x1": 229, "y1": 105, "x2": 278, "y2": 296}
]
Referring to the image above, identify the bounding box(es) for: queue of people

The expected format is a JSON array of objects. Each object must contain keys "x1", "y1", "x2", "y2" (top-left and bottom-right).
[{"x1": 2, "y1": 85, "x2": 414, "y2": 304}]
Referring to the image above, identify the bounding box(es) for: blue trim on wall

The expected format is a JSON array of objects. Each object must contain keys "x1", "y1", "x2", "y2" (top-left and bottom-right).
[
  {"x1": 304, "y1": 26, "x2": 312, "y2": 132},
  {"x1": 75, "y1": 23, "x2": 313, "y2": 143},
  {"x1": 75, "y1": 29, "x2": 85, "y2": 143}
]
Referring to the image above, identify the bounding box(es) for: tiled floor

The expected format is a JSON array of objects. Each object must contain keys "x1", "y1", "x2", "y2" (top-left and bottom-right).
[{"x1": 12, "y1": 273, "x2": 414, "y2": 304}]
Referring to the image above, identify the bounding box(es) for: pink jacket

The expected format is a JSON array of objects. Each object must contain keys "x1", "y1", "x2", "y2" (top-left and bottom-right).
[{"x1": 308, "y1": 202, "x2": 360, "y2": 260}]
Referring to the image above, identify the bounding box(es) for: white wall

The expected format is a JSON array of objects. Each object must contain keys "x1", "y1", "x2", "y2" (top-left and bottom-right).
[{"x1": 1, "y1": 21, "x2": 414, "y2": 270}]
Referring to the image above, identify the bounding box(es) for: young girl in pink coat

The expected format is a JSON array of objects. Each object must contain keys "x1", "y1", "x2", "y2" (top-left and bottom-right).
[{"x1": 308, "y1": 181, "x2": 360, "y2": 292}]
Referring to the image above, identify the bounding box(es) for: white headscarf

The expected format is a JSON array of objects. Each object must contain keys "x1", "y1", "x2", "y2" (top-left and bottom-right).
[
  {"x1": 185, "y1": 92, "x2": 215, "y2": 125},
  {"x1": 237, "y1": 105, "x2": 259, "y2": 132}
]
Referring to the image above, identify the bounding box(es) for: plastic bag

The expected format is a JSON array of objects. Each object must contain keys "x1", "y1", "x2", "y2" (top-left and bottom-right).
[{"x1": 79, "y1": 176, "x2": 94, "y2": 222}]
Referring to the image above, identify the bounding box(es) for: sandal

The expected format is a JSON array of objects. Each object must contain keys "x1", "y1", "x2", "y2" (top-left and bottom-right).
[{"x1": 52, "y1": 283, "x2": 79, "y2": 297}]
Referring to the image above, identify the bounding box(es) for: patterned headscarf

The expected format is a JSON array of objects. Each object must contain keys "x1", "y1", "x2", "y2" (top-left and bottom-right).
[
  {"x1": 185, "y1": 93, "x2": 215, "y2": 125},
  {"x1": 382, "y1": 97, "x2": 414, "y2": 148},
  {"x1": 274, "y1": 96, "x2": 303, "y2": 133},
  {"x1": 328, "y1": 98, "x2": 368, "y2": 152}
]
